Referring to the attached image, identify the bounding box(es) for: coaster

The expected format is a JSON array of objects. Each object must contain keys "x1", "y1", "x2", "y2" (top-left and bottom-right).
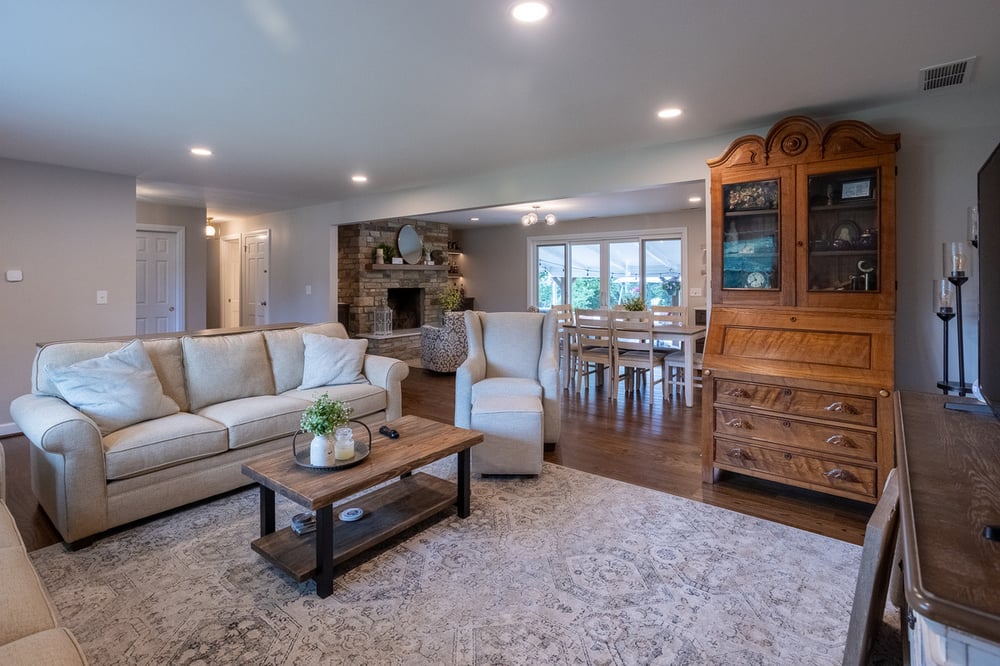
[{"x1": 339, "y1": 507, "x2": 364, "y2": 522}]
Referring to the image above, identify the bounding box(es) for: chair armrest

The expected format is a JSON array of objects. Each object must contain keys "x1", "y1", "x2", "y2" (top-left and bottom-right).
[
  {"x1": 361, "y1": 354, "x2": 410, "y2": 421},
  {"x1": 454, "y1": 354, "x2": 485, "y2": 429}
]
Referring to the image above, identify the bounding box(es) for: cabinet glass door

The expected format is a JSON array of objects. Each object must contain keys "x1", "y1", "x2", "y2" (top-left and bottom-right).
[
  {"x1": 721, "y1": 179, "x2": 780, "y2": 290},
  {"x1": 806, "y1": 168, "x2": 879, "y2": 293}
]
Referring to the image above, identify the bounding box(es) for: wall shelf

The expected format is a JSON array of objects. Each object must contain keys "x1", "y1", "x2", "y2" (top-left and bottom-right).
[{"x1": 365, "y1": 263, "x2": 449, "y2": 272}]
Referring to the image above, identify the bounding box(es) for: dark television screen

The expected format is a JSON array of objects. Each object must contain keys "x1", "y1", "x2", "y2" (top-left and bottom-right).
[{"x1": 977, "y1": 141, "x2": 1000, "y2": 419}]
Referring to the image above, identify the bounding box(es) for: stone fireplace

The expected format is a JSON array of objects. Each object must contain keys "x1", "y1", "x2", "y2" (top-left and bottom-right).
[
  {"x1": 338, "y1": 219, "x2": 450, "y2": 359},
  {"x1": 387, "y1": 288, "x2": 424, "y2": 330}
]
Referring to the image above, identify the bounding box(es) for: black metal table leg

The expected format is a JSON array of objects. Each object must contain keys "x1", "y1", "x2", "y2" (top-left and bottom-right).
[
  {"x1": 315, "y1": 505, "x2": 334, "y2": 598},
  {"x1": 260, "y1": 486, "x2": 275, "y2": 536},
  {"x1": 457, "y1": 448, "x2": 471, "y2": 518}
]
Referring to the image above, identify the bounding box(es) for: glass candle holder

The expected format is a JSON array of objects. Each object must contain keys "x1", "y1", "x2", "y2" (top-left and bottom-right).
[
  {"x1": 944, "y1": 241, "x2": 970, "y2": 277},
  {"x1": 969, "y1": 206, "x2": 980, "y2": 248},
  {"x1": 334, "y1": 427, "x2": 355, "y2": 460},
  {"x1": 933, "y1": 278, "x2": 955, "y2": 316}
]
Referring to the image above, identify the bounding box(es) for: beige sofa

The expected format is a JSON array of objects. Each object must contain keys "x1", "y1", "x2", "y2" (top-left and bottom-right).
[
  {"x1": 0, "y1": 445, "x2": 89, "y2": 664},
  {"x1": 10, "y1": 322, "x2": 409, "y2": 547}
]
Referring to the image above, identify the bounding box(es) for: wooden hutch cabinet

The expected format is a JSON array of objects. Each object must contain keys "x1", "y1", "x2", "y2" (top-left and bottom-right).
[{"x1": 702, "y1": 116, "x2": 900, "y2": 504}]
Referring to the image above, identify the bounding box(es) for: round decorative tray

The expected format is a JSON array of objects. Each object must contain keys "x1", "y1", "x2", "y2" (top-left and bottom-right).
[{"x1": 291, "y1": 421, "x2": 372, "y2": 471}]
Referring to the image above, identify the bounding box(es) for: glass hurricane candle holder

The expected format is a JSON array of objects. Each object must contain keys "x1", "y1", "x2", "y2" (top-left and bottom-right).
[
  {"x1": 933, "y1": 279, "x2": 955, "y2": 317},
  {"x1": 944, "y1": 241, "x2": 970, "y2": 278},
  {"x1": 969, "y1": 206, "x2": 980, "y2": 248}
]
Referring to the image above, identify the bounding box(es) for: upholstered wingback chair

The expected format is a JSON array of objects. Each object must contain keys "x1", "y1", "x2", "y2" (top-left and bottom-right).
[
  {"x1": 420, "y1": 311, "x2": 468, "y2": 373},
  {"x1": 455, "y1": 310, "x2": 561, "y2": 444}
]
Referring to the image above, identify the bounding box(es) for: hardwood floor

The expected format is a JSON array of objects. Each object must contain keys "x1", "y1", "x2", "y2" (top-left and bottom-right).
[{"x1": 1, "y1": 366, "x2": 874, "y2": 552}]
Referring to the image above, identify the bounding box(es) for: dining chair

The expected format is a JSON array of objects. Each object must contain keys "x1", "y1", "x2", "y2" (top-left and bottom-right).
[
  {"x1": 550, "y1": 304, "x2": 576, "y2": 390},
  {"x1": 573, "y1": 309, "x2": 613, "y2": 395},
  {"x1": 651, "y1": 305, "x2": 687, "y2": 351},
  {"x1": 611, "y1": 310, "x2": 668, "y2": 405}
]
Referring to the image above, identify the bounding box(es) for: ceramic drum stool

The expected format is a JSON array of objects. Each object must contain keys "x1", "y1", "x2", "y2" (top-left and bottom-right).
[{"x1": 469, "y1": 395, "x2": 543, "y2": 475}]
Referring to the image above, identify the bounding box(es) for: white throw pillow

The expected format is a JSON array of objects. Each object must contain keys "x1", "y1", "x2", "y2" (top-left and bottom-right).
[
  {"x1": 46, "y1": 339, "x2": 180, "y2": 435},
  {"x1": 299, "y1": 334, "x2": 369, "y2": 389}
]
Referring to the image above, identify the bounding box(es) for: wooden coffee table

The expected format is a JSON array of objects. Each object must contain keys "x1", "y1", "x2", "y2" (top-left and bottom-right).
[{"x1": 241, "y1": 415, "x2": 483, "y2": 598}]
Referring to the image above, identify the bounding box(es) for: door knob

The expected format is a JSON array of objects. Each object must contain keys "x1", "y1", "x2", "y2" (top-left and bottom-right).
[
  {"x1": 168, "y1": 306, "x2": 175, "y2": 312},
  {"x1": 261, "y1": 301, "x2": 267, "y2": 306}
]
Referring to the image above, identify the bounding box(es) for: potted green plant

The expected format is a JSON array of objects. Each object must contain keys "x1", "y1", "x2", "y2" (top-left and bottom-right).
[
  {"x1": 373, "y1": 243, "x2": 396, "y2": 265},
  {"x1": 622, "y1": 294, "x2": 646, "y2": 311},
  {"x1": 440, "y1": 284, "x2": 464, "y2": 313},
  {"x1": 300, "y1": 393, "x2": 353, "y2": 465}
]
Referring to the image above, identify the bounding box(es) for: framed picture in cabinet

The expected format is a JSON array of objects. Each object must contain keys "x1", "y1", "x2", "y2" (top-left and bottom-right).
[{"x1": 841, "y1": 178, "x2": 873, "y2": 200}]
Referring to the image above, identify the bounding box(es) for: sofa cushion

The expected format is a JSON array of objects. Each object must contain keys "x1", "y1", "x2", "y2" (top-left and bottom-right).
[
  {"x1": 0, "y1": 628, "x2": 88, "y2": 665},
  {"x1": 143, "y1": 338, "x2": 189, "y2": 412},
  {"x1": 102, "y1": 412, "x2": 229, "y2": 481},
  {"x1": 45, "y1": 339, "x2": 180, "y2": 436},
  {"x1": 283, "y1": 383, "x2": 387, "y2": 420},
  {"x1": 195, "y1": 395, "x2": 306, "y2": 450},
  {"x1": 0, "y1": 546, "x2": 60, "y2": 645},
  {"x1": 182, "y1": 332, "x2": 275, "y2": 411},
  {"x1": 33, "y1": 340, "x2": 128, "y2": 396},
  {"x1": 299, "y1": 334, "x2": 369, "y2": 389},
  {"x1": 263, "y1": 323, "x2": 350, "y2": 393},
  {"x1": 0, "y1": 507, "x2": 23, "y2": 550}
]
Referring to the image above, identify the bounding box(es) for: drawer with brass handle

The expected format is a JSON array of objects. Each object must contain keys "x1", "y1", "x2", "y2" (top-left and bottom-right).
[
  {"x1": 712, "y1": 438, "x2": 877, "y2": 499},
  {"x1": 713, "y1": 408, "x2": 876, "y2": 461},
  {"x1": 714, "y1": 380, "x2": 875, "y2": 426}
]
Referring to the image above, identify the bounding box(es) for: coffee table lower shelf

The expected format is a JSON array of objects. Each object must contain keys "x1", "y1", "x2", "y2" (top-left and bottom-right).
[{"x1": 251, "y1": 472, "x2": 455, "y2": 582}]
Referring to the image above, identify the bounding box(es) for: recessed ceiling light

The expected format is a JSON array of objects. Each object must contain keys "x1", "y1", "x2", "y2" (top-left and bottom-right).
[
  {"x1": 190, "y1": 147, "x2": 213, "y2": 157},
  {"x1": 657, "y1": 108, "x2": 683, "y2": 119},
  {"x1": 688, "y1": 196, "x2": 702, "y2": 203},
  {"x1": 511, "y1": 2, "x2": 550, "y2": 23},
  {"x1": 470, "y1": 217, "x2": 480, "y2": 221},
  {"x1": 351, "y1": 174, "x2": 368, "y2": 184}
]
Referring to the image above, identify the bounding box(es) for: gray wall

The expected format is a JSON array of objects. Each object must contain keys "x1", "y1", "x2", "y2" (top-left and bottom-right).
[
  {"x1": 3, "y1": 89, "x2": 1000, "y2": 435},
  {"x1": 0, "y1": 158, "x2": 136, "y2": 431},
  {"x1": 223, "y1": 204, "x2": 339, "y2": 326},
  {"x1": 458, "y1": 209, "x2": 706, "y2": 313},
  {"x1": 136, "y1": 201, "x2": 208, "y2": 331}
]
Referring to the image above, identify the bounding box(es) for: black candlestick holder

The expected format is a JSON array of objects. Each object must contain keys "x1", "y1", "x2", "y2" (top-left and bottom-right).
[{"x1": 936, "y1": 274, "x2": 973, "y2": 396}]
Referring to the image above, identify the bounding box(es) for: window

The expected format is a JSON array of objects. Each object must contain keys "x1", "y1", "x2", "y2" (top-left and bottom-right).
[{"x1": 529, "y1": 229, "x2": 685, "y2": 310}]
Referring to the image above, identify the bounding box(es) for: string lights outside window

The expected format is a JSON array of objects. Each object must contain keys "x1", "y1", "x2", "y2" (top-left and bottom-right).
[{"x1": 521, "y1": 205, "x2": 557, "y2": 226}]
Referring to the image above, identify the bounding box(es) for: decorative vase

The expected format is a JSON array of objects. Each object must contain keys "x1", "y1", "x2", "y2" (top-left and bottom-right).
[
  {"x1": 334, "y1": 426, "x2": 355, "y2": 460},
  {"x1": 310, "y1": 433, "x2": 334, "y2": 466},
  {"x1": 376, "y1": 247, "x2": 384, "y2": 265},
  {"x1": 424, "y1": 250, "x2": 433, "y2": 265}
]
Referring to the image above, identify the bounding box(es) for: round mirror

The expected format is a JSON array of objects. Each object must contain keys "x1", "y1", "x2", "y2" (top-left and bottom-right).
[{"x1": 396, "y1": 224, "x2": 423, "y2": 264}]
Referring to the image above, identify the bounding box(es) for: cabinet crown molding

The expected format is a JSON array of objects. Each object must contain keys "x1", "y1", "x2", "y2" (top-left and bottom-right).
[{"x1": 707, "y1": 115, "x2": 901, "y2": 169}]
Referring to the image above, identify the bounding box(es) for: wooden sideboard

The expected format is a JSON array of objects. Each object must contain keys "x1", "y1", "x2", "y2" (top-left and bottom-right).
[{"x1": 896, "y1": 391, "x2": 1000, "y2": 659}]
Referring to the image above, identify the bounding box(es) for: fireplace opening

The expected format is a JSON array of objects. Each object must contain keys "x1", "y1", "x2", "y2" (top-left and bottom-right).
[{"x1": 386, "y1": 288, "x2": 424, "y2": 330}]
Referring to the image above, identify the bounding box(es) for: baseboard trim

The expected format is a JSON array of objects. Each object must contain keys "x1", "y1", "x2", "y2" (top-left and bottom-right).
[{"x1": 0, "y1": 422, "x2": 21, "y2": 437}]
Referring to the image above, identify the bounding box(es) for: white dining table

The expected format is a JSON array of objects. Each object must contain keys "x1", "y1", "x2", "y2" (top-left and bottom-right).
[{"x1": 560, "y1": 323, "x2": 707, "y2": 407}]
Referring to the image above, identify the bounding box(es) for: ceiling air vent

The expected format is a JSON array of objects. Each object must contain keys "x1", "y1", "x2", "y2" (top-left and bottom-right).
[{"x1": 920, "y1": 57, "x2": 977, "y2": 91}]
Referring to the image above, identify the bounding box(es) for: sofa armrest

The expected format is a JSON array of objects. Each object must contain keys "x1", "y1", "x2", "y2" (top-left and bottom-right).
[
  {"x1": 361, "y1": 354, "x2": 410, "y2": 421},
  {"x1": 9, "y1": 394, "x2": 109, "y2": 543}
]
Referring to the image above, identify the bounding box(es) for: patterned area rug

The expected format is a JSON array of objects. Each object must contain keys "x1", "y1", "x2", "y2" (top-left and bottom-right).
[{"x1": 30, "y1": 460, "x2": 900, "y2": 665}]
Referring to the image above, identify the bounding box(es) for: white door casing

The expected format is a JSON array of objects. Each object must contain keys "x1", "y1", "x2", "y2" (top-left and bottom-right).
[
  {"x1": 242, "y1": 230, "x2": 270, "y2": 326},
  {"x1": 136, "y1": 226, "x2": 185, "y2": 333},
  {"x1": 221, "y1": 234, "x2": 241, "y2": 328}
]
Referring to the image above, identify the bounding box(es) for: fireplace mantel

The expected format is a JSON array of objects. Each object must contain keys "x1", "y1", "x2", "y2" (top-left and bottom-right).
[{"x1": 365, "y1": 264, "x2": 448, "y2": 272}]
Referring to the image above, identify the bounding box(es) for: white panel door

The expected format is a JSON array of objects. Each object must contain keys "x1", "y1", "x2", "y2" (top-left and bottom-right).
[
  {"x1": 221, "y1": 235, "x2": 241, "y2": 328},
  {"x1": 242, "y1": 231, "x2": 270, "y2": 326},
  {"x1": 136, "y1": 229, "x2": 180, "y2": 334}
]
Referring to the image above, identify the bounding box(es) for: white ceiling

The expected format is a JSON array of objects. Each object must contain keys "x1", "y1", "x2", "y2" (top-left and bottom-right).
[{"x1": 2, "y1": 1, "x2": 998, "y2": 225}]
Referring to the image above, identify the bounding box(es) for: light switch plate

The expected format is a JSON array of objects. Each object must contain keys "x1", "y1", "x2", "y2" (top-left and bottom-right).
[
  {"x1": 689, "y1": 287, "x2": 703, "y2": 297},
  {"x1": 96, "y1": 290, "x2": 108, "y2": 304},
  {"x1": 5, "y1": 270, "x2": 23, "y2": 282}
]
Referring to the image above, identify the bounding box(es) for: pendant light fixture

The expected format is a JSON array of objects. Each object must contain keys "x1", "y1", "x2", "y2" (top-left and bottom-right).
[{"x1": 521, "y1": 205, "x2": 557, "y2": 226}]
